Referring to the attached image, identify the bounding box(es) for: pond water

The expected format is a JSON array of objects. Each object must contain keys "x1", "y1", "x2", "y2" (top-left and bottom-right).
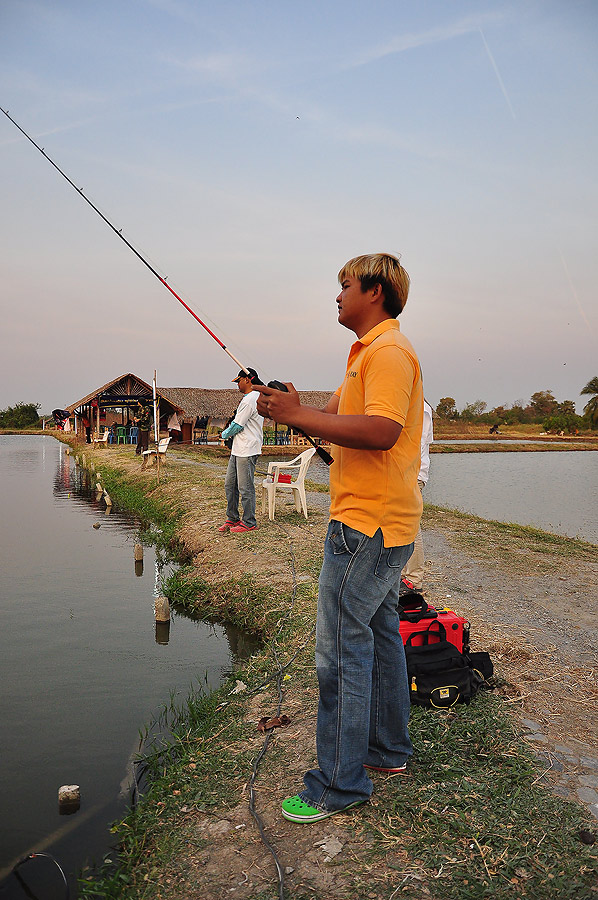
[
  {"x1": 0, "y1": 436, "x2": 255, "y2": 898},
  {"x1": 309, "y1": 450, "x2": 598, "y2": 544}
]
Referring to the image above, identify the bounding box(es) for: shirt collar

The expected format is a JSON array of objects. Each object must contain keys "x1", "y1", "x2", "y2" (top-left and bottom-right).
[{"x1": 354, "y1": 318, "x2": 401, "y2": 348}]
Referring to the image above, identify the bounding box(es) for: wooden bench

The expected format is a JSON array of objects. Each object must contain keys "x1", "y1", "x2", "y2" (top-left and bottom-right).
[
  {"x1": 93, "y1": 431, "x2": 109, "y2": 447},
  {"x1": 142, "y1": 437, "x2": 171, "y2": 467}
]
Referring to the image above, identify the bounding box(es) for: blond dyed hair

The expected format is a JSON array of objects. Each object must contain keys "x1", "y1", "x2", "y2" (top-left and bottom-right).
[{"x1": 338, "y1": 253, "x2": 410, "y2": 317}]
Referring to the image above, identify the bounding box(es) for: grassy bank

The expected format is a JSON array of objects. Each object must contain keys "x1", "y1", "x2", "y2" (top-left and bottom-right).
[
  {"x1": 430, "y1": 441, "x2": 597, "y2": 453},
  {"x1": 432, "y1": 423, "x2": 597, "y2": 441},
  {"x1": 61, "y1": 440, "x2": 596, "y2": 899}
]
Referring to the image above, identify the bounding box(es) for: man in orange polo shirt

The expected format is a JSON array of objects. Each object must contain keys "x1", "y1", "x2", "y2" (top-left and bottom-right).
[{"x1": 256, "y1": 253, "x2": 423, "y2": 823}]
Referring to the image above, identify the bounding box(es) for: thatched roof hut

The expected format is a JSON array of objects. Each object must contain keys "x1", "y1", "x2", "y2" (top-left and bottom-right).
[
  {"x1": 67, "y1": 373, "x2": 183, "y2": 437},
  {"x1": 158, "y1": 387, "x2": 333, "y2": 428}
]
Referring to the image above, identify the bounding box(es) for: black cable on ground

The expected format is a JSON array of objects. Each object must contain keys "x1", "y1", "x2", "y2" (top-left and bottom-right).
[
  {"x1": 10, "y1": 852, "x2": 70, "y2": 900},
  {"x1": 245, "y1": 524, "x2": 307, "y2": 900}
]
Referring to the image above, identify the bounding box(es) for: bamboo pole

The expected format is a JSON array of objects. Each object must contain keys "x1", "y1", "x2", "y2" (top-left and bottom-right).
[{"x1": 153, "y1": 371, "x2": 161, "y2": 483}]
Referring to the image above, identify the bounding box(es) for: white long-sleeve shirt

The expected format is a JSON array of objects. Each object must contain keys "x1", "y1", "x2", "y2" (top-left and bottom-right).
[
  {"x1": 418, "y1": 400, "x2": 434, "y2": 484},
  {"x1": 231, "y1": 390, "x2": 264, "y2": 457}
]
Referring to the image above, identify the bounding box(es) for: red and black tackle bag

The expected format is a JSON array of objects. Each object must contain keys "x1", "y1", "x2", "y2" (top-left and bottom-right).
[{"x1": 398, "y1": 591, "x2": 470, "y2": 653}]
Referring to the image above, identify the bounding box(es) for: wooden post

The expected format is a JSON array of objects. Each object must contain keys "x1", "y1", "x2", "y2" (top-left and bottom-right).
[{"x1": 154, "y1": 596, "x2": 170, "y2": 622}]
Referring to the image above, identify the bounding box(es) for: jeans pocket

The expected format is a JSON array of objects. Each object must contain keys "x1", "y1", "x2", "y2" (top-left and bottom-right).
[
  {"x1": 374, "y1": 542, "x2": 413, "y2": 579},
  {"x1": 329, "y1": 521, "x2": 364, "y2": 555}
]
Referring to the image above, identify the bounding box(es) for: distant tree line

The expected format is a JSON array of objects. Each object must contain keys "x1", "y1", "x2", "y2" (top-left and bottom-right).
[
  {"x1": 435, "y1": 377, "x2": 598, "y2": 434},
  {"x1": 0, "y1": 402, "x2": 41, "y2": 428}
]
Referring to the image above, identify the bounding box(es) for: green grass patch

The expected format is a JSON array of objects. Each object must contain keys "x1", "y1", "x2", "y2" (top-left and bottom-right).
[
  {"x1": 364, "y1": 694, "x2": 597, "y2": 898},
  {"x1": 423, "y1": 504, "x2": 597, "y2": 560},
  {"x1": 304, "y1": 478, "x2": 330, "y2": 493},
  {"x1": 162, "y1": 565, "x2": 315, "y2": 639},
  {"x1": 76, "y1": 452, "x2": 187, "y2": 557}
]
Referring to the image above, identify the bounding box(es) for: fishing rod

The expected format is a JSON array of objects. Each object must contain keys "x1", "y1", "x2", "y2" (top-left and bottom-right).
[{"x1": 1, "y1": 107, "x2": 333, "y2": 465}]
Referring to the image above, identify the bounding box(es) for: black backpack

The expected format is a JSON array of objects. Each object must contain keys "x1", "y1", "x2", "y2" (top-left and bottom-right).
[{"x1": 404, "y1": 621, "x2": 486, "y2": 709}]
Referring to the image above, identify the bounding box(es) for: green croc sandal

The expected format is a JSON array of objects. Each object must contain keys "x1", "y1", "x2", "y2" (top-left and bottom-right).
[{"x1": 281, "y1": 795, "x2": 365, "y2": 823}]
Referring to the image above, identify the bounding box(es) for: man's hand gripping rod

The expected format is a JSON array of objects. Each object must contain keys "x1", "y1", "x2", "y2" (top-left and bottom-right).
[{"x1": 266, "y1": 381, "x2": 333, "y2": 466}]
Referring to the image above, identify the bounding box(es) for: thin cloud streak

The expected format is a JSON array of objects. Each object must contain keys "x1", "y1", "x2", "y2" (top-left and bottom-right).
[
  {"x1": 0, "y1": 112, "x2": 100, "y2": 149},
  {"x1": 559, "y1": 250, "x2": 595, "y2": 339},
  {"x1": 479, "y1": 28, "x2": 516, "y2": 120},
  {"x1": 347, "y1": 12, "x2": 505, "y2": 69}
]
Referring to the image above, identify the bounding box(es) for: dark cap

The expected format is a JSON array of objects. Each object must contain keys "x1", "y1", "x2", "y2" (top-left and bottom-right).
[{"x1": 232, "y1": 367, "x2": 261, "y2": 384}]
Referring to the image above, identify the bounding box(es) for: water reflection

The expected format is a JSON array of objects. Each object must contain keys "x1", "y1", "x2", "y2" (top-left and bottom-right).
[
  {"x1": 0, "y1": 436, "x2": 260, "y2": 896},
  {"x1": 155, "y1": 620, "x2": 170, "y2": 645}
]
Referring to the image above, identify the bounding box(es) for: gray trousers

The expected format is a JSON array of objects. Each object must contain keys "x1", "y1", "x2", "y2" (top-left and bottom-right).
[{"x1": 225, "y1": 454, "x2": 258, "y2": 527}]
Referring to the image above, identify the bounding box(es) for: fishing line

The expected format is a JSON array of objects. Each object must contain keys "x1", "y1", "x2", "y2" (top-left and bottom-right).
[
  {"x1": 0, "y1": 106, "x2": 333, "y2": 466},
  {"x1": 9, "y1": 852, "x2": 69, "y2": 900},
  {"x1": 0, "y1": 108, "x2": 245, "y2": 371}
]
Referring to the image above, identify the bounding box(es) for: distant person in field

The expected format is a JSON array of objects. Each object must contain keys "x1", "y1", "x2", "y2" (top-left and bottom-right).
[
  {"x1": 401, "y1": 398, "x2": 433, "y2": 595},
  {"x1": 255, "y1": 252, "x2": 423, "y2": 824},
  {"x1": 135, "y1": 403, "x2": 152, "y2": 456}
]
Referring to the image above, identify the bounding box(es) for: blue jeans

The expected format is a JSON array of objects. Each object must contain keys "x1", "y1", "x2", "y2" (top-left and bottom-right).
[
  {"x1": 225, "y1": 454, "x2": 258, "y2": 527},
  {"x1": 301, "y1": 521, "x2": 414, "y2": 811}
]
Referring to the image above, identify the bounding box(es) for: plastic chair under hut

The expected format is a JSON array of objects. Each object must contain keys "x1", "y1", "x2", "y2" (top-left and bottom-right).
[{"x1": 261, "y1": 447, "x2": 316, "y2": 520}]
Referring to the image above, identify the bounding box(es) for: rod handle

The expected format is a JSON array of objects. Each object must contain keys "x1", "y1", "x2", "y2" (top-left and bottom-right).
[{"x1": 267, "y1": 380, "x2": 334, "y2": 466}]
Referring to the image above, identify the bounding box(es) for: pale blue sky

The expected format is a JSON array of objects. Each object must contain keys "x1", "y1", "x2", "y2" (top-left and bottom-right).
[{"x1": 1, "y1": 0, "x2": 596, "y2": 414}]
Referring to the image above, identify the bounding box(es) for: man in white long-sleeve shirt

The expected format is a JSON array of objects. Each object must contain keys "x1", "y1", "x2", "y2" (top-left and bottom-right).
[
  {"x1": 219, "y1": 368, "x2": 264, "y2": 534},
  {"x1": 401, "y1": 398, "x2": 433, "y2": 591}
]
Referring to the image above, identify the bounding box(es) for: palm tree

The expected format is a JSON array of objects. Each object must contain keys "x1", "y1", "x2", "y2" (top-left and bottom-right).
[{"x1": 580, "y1": 376, "x2": 598, "y2": 427}]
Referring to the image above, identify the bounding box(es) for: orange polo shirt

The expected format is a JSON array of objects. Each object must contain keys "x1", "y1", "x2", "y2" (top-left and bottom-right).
[{"x1": 329, "y1": 319, "x2": 423, "y2": 547}]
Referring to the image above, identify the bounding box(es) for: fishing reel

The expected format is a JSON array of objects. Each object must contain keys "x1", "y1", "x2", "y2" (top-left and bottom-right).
[{"x1": 266, "y1": 381, "x2": 333, "y2": 466}]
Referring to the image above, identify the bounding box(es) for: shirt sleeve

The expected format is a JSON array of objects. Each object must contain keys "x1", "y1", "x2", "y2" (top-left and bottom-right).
[{"x1": 362, "y1": 344, "x2": 418, "y2": 426}]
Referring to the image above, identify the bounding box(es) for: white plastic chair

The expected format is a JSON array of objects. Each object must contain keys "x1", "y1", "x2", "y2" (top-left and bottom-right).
[
  {"x1": 93, "y1": 430, "x2": 109, "y2": 447},
  {"x1": 261, "y1": 447, "x2": 316, "y2": 520}
]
